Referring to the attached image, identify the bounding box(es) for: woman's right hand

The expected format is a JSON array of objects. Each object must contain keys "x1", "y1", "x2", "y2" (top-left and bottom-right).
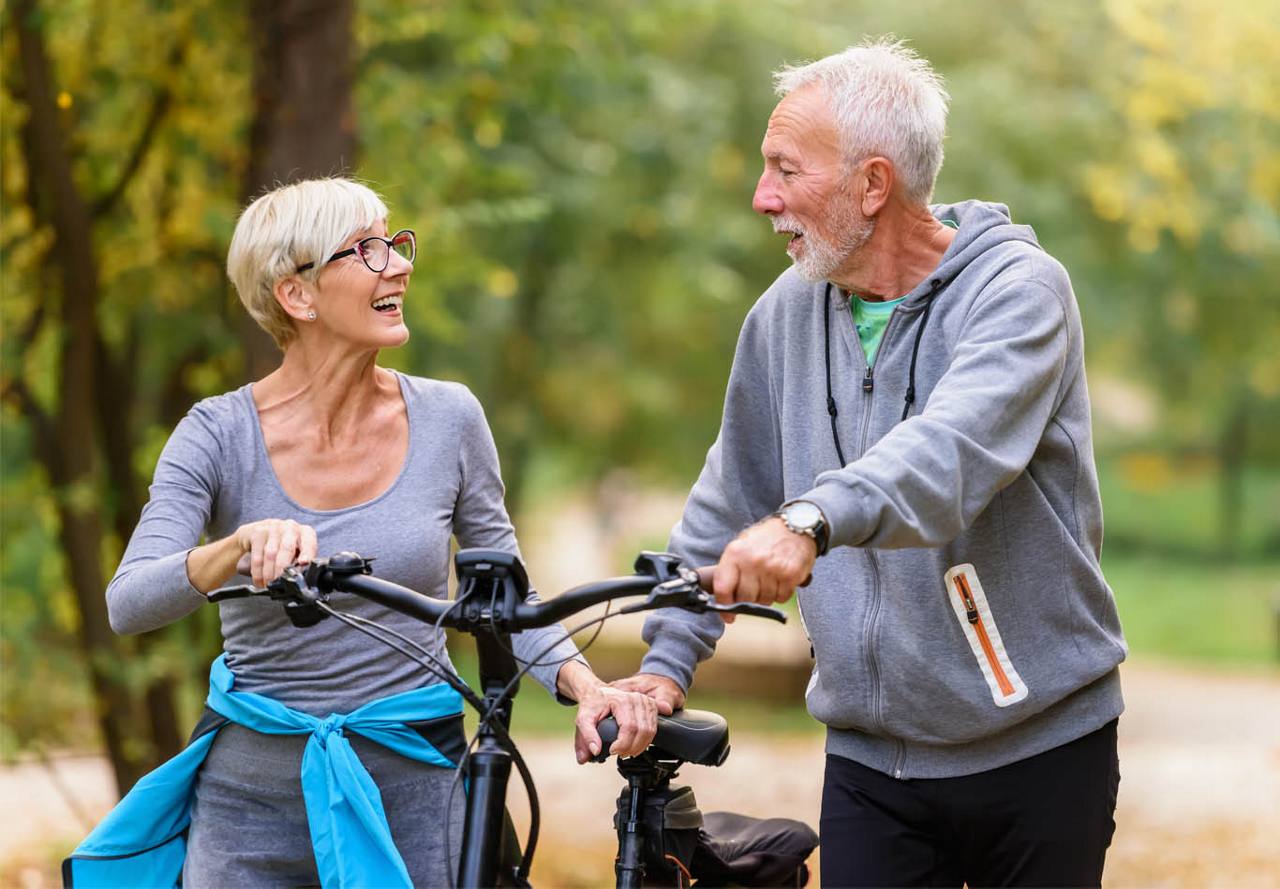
[{"x1": 233, "y1": 519, "x2": 318, "y2": 587}]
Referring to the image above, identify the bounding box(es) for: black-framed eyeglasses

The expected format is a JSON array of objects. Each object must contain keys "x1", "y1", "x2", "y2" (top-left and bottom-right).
[{"x1": 297, "y1": 229, "x2": 416, "y2": 274}]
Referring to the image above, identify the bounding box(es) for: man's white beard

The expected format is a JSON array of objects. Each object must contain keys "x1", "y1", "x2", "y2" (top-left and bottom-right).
[{"x1": 775, "y1": 194, "x2": 875, "y2": 283}]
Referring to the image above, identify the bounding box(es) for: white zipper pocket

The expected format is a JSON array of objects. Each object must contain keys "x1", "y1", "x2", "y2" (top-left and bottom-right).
[{"x1": 943, "y1": 564, "x2": 1028, "y2": 707}]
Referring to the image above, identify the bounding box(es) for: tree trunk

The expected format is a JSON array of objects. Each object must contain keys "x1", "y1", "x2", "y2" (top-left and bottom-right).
[
  {"x1": 1218, "y1": 393, "x2": 1248, "y2": 560},
  {"x1": 239, "y1": 0, "x2": 358, "y2": 380},
  {"x1": 13, "y1": 0, "x2": 147, "y2": 794}
]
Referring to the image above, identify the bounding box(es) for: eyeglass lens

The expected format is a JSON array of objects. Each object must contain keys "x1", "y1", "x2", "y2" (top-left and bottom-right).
[{"x1": 358, "y1": 230, "x2": 416, "y2": 272}]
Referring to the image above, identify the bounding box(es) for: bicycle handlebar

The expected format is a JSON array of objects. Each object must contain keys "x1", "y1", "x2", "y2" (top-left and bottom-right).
[{"x1": 207, "y1": 549, "x2": 788, "y2": 630}]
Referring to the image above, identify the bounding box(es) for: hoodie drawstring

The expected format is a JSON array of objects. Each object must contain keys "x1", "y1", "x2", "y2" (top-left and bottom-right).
[
  {"x1": 822, "y1": 285, "x2": 848, "y2": 467},
  {"x1": 901, "y1": 278, "x2": 943, "y2": 421}
]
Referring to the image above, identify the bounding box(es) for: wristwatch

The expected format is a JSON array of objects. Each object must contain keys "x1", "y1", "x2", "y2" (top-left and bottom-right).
[{"x1": 773, "y1": 500, "x2": 830, "y2": 556}]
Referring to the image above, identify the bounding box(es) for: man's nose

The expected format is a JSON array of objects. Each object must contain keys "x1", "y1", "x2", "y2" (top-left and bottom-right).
[{"x1": 752, "y1": 171, "x2": 783, "y2": 216}]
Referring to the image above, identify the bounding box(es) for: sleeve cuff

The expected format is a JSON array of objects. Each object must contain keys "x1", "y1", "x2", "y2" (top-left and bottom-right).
[{"x1": 801, "y1": 481, "x2": 873, "y2": 550}]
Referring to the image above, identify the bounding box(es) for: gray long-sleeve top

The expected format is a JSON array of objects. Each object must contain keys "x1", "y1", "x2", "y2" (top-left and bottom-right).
[{"x1": 107, "y1": 371, "x2": 583, "y2": 715}]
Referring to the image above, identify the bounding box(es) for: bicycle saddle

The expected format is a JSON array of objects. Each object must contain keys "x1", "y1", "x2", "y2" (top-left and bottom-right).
[{"x1": 595, "y1": 708, "x2": 730, "y2": 766}]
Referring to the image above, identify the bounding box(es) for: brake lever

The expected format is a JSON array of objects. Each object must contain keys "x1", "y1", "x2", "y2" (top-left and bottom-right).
[
  {"x1": 207, "y1": 584, "x2": 262, "y2": 603},
  {"x1": 618, "y1": 572, "x2": 788, "y2": 624},
  {"x1": 709, "y1": 600, "x2": 788, "y2": 623},
  {"x1": 207, "y1": 566, "x2": 331, "y2": 629}
]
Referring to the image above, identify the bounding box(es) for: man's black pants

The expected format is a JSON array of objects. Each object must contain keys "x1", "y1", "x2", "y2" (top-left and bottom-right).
[{"x1": 819, "y1": 720, "x2": 1120, "y2": 888}]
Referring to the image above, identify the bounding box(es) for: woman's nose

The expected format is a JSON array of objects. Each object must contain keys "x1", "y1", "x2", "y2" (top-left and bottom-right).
[{"x1": 386, "y1": 251, "x2": 413, "y2": 276}]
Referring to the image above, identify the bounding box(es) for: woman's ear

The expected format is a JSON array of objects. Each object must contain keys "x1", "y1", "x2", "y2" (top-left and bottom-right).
[
  {"x1": 274, "y1": 276, "x2": 315, "y2": 322},
  {"x1": 859, "y1": 156, "x2": 895, "y2": 217}
]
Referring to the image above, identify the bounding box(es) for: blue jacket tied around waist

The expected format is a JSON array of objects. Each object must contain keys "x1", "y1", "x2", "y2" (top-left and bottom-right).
[{"x1": 62, "y1": 654, "x2": 464, "y2": 888}]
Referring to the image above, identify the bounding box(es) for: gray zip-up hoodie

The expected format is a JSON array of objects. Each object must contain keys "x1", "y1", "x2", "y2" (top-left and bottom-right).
[{"x1": 640, "y1": 200, "x2": 1126, "y2": 779}]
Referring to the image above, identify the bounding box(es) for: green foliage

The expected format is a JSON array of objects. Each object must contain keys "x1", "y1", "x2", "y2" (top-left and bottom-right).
[{"x1": 1099, "y1": 460, "x2": 1280, "y2": 558}]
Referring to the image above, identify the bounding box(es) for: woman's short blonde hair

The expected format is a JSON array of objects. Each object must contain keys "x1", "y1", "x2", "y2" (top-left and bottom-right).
[{"x1": 227, "y1": 177, "x2": 390, "y2": 349}]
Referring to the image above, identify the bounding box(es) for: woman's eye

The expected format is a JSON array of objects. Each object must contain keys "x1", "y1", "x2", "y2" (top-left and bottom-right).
[{"x1": 781, "y1": 168, "x2": 797, "y2": 177}]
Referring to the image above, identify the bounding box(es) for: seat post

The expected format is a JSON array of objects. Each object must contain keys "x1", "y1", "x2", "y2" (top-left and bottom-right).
[{"x1": 614, "y1": 755, "x2": 680, "y2": 889}]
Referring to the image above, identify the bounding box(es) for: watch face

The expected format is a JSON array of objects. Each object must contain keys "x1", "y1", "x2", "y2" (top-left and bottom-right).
[{"x1": 786, "y1": 501, "x2": 822, "y2": 529}]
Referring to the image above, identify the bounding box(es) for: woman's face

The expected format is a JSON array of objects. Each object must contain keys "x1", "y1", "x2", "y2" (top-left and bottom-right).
[{"x1": 311, "y1": 219, "x2": 413, "y2": 350}]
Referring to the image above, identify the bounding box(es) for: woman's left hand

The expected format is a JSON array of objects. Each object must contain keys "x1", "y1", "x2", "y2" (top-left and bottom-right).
[
  {"x1": 558, "y1": 661, "x2": 671, "y2": 763},
  {"x1": 574, "y1": 685, "x2": 670, "y2": 764}
]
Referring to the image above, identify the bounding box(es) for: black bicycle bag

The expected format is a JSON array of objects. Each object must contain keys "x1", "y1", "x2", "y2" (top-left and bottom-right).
[{"x1": 614, "y1": 783, "x2": 818, "y2": 887}]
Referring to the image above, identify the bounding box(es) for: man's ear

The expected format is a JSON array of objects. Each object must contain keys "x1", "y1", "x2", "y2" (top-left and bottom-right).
[
  {"x1": 859, "y1": 156, "x2": 895, "y2": 216},
  {"x1": 274, "y1": 276, "x2": 315, "y2": 322}
]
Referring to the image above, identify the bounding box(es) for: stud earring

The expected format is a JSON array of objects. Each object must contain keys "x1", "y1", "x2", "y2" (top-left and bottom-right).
[{"x1": 306, "y1": 310, "x2": 317, "y2": 321}]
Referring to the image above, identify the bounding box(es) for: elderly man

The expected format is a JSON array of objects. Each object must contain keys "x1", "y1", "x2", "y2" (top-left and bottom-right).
[{"x1": 617, "y1": 39, "x2": 1126, "y2": 887}]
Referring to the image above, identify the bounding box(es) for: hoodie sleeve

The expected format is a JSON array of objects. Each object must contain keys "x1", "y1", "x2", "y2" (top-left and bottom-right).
[
  {"x1": 639, "y1": 298, "x2": 787, "y2": 690},
  {"x1": 803, "y1": 273, "x2": 1073, "y2": 549}
]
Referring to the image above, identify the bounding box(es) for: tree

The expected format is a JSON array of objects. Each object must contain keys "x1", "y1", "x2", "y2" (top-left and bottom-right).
[
  {"x1": 239, "y1": 0, "x2": 358, "y2": 377},
  {"x1": 1, "y1": 0, "x2": 362, "y2": 793}
]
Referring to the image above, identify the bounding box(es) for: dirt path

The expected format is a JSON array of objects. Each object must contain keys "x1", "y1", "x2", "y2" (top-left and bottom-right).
[{"x1": 4, "y1": 660, "x2": 1277, "y2": 887}]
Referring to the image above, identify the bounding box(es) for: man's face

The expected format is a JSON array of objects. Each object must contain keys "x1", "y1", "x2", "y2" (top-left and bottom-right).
[{"x1": 752, "y1": 84, "x2": 874, "y2": 282}]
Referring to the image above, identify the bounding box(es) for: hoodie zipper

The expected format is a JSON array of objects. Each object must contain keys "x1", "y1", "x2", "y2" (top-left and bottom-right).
[
  {"x1": 849, "y1": 307, "x2": 909, "y2": 777},
  {"x1": 953, "y1": 573, "x2": 1016, "y2": 698}
]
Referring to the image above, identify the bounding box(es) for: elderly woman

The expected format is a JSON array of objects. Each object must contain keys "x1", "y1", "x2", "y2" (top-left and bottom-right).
[{"x1": 72, "y1": 178, "x2": 662, "y2": 887}]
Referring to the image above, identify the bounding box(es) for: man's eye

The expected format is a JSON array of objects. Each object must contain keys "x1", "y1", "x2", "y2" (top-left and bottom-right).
[{"x1": 781, "y1": 168, "x2": 797, "y2": 177}]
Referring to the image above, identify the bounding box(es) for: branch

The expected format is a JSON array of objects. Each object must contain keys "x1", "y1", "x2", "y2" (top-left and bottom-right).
[
  {"x1": 2, "y1": 375, "x2": 59, "y2": 469},
  {"x1": 90, "y1": 27, "x2": 189, "y2": 219}
]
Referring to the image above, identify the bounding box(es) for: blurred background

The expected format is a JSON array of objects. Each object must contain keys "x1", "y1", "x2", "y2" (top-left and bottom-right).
[{"x1": 2, "y1": 0, "x2": 1278, "y2": 885}]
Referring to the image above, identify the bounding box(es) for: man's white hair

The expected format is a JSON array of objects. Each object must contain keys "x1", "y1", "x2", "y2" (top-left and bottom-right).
[
  {"x1": 227, "y1": 177, "x2": 389, "y2": 349},
  {"x1": 773, "y1": 37, "x2": 949, "y2": 205}
]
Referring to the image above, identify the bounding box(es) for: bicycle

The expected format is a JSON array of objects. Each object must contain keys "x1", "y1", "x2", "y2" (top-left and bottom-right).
[{"x1": 206, "y1": 548, "x2": 817, "y2": 888}]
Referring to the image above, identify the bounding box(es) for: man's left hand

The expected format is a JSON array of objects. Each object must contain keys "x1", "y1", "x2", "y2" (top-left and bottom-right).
[{"x1": 708, "y1": 517, "x2": 817, "y2": 622}]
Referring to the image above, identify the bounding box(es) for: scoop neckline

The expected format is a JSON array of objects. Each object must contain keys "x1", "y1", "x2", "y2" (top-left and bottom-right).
[{"x1": 241, "y1": 369, "x2": 416, "y2": 516}]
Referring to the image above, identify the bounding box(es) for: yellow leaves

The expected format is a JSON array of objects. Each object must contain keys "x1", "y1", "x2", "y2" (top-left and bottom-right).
[
  {"x1": 1084, "y1": 165, "x2": 1127, "y2": 222},
  {"x1": 1249, "y1": 354, "x2": 1280, "y2": 399},
  {"x1": 1248, "y1": 152, "x2": 1280, "y2": 206},
  {"x1": 1083, "y1": 0, "x2": 1279, "y2": 253},
  {"x1": 1123, "y1": 59, "x2": 1210, "y2": 127},
  {"x1": 55, "y1": 91, "x2": 73, "y2": 109},
  {"x1": 487, "y1": 266, "x2": 519, "y2": 298},
  {"x1": 474, "y1": 117, "x2": 503, "y2": 148},
  {"x1": 1117, "y1": 451, "x2": 1175, "y2": 493},
  {"x1": 1105, "y1": 0, "x2": 1172, "y2": 54},
  {"x1": 1132, "y1": 133, "x2": 1180, "y2": 183}
]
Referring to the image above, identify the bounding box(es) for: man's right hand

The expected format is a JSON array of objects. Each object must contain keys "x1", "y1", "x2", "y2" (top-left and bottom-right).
[{"x1": 610, "y1": 673, "x2": 687, "y2": 713}]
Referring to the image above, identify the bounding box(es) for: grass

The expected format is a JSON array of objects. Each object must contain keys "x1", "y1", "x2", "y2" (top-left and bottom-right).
[
  {"x1": 1095, "y1": 455, "x2": 1279, "y2": 668},
  {"x1": 1104, "y1": 553, "x2": 1279, "y2": 667}
]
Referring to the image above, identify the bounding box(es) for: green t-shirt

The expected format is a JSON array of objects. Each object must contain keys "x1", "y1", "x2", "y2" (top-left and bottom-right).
[
  {"x1": 850, "y1": 218, "x2": 958, "y2": 366},
  {"x1": 852, "y1": 294, "x2": 907, "y2": 366}
]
